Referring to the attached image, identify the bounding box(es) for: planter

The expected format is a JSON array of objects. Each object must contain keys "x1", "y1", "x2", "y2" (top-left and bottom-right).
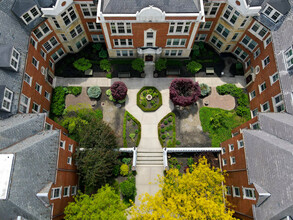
[{"x1": 140, "y1": 72, "x2": 146, "y2": 78}]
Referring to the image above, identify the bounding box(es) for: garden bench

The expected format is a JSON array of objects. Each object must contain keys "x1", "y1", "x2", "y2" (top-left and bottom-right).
[
  {"x1": 206, "y1": 67, "x2": 215, "y2": 75},
  {"x1": 118, "y1": 72, "x2": 130, "y2": 78},
  {"x1": 166, "y1": 67, "x2": 180, "y2": 76}
]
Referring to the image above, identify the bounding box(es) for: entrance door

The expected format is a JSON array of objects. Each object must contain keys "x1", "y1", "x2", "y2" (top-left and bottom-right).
[{"x1": 145, "y1": 55, "x2": 153, "y2": 62}]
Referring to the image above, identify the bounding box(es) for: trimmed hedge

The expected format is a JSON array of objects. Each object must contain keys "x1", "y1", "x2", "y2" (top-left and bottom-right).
[
  {"x1": 137, "y1": 87, "x2": 162, "y2": 112},
  {"x1": 66, "y1": 87, "x2": 82, "y2": 96},
  {"x1": 158, "y1": 112, "x2": 176, "y2": 148},
  {"x1": 123, "y1": 111, "x2": 141, "y2": 147},
  {"x1": 51, "y1": 87, "x2": 67, "y2": 116}
]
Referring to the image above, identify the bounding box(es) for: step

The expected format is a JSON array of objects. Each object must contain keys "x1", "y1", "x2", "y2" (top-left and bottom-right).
[
  {"x1": 136, "y1": 161, "x2": 163, "y2": 165},
  {"x1": 137, "y1": 156, "x2": 163, "y2": 161},
  {"x1": 137, "y1": 152, "x2": 162, "y2": 157}
]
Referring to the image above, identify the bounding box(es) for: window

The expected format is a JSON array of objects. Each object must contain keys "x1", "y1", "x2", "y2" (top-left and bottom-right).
[
  {"x1": 199, "y1": 21, "x2": 212, "y2": 30},
  {"x1": 71, "y1": 186, "x2": 77, "y2": 195},
  {"x1": 60, "y1": 34, "x2": 68, "y2": 42},
  {"x1": 111, "y1": 22, "x2": 132, "y2": 34},
  {"x1": 61, "y1": 6, "x2": 77, "y2": 26},
  {"x1": 2, "y1": 88, "x2": 13, "y2": 112},
  {"x1": 195, "y1": 34, "x2": 207, "y2": 41},
  {"x1": 216, "y1": 24, "x2": 230, "y2": 39},
  {"x1": 229, "y1": 144, "x2": 234, "y2": 152},
  {"x1": 249, "y1": 90, "x2": 256, "y2": 100},
  {"x1": 63, "y1": 186, "x2": 70, "y2": 197},
  {"x1": 51, "y1": 187, "x2": 62, "y2": 199},
  {"x1": 166, "y1": 39, "x2": 186, "y2": 47},
  {"x1": 259, "y1": 82, "x2": 267, "y2": 93},
  {"x1": 67, "y1": 157, "x2": 72, "y2": 165},
  {"x1": 234, "y1": 47, "x2": 248, "y2": 61},
  {"x1": 87, "y1": 22, "x2": 101, "y2": 31},
  {"x1": 240, "y1": 16, "x2": 249, "y2": 28},
  {"x1": 49, "y1": 60, "x2": 54, "y2": 70},
  {"x1": 10, "y1": 48, "x2": 20, "y2": 71},
  {"x1": 243, "y1": 188, "x2": 256, "y2": 200},
  {"x1": 68, "y1": 46, "x2": 74, "y2": 52},
  {"x1": 230, "y1": 156, "x2": 236, "y2": 165},
  {"x1": 52, "y1": 17, "x2": 60, "y2": 29},
  {"x1": 164, "y1": 50, "x2": 183, "y2": 57},
  {"x1": 263, "y1": 4, "x2": 282, "y2": 22},
  {"x1": 30, "y1": 37, "x2": 37, "y2": 49},
  {"x1": 226, "y1": 186, "x2": 231, "y2": 195},
  {"x1": 45, "y1": 122, "x2": 52, "y2": 130},
  {"x1": 237, "y1": 140, "x2": 244, "y2": 149},
  {"x1": 284, "y1": 46, "x2": 293, "y2": 69},
  {"x1": 251, "y1": 122, "x2": 260, "y2": 129},
  {"x1": 51, "y1": 48, "x2": 65, "y2": 62},
  {"x1": 264, "y1": 35, "x2": 272, "y2": 48},
  {"x1": 232, "y1": 186, "x2": 240, "y2": 197},
  {"x1": 116, "y1": 50, "x2": 134, "y2": 57},
  {"x1": 60, "y1": 141, "x2": 65, "y2": 149},
  {"x1": 204, "y1": 3, "x2": 220, "y2": 17},
  {"x1": 32, "y1": 102, "x2": 40, "y2": 113},
  {"x1": 44, "y1": 91, "x2": 50, "y2": 100},
  {"x1": 169, "y1": 22, "x2": 191, "y2": 34},
  {"x1": 75, "y1": 37, "x2": 88, "y2": 50},
  {"x1": 241, "y1": 35, "x2": 258, "y2": 51},
  {"x1": 19, "y1": 94, "x2": 30, "y2": 113},
  {"x1": 222, "y1": 158, "x2": 227, "y2": 166},
  {"x1": 249, "y1": 22, "x2": 268, "y2": 40},
  {"x1": 147, "y1": 32, "x2": 153, "y2": 38},
  {"x1": 40, "y1": 49, "x2": 46, "y2": 60},
  {"x1": 273, "y1": 93, "x2": 285, "y2": 112},
  {"x1": 270, "y1": 72, "x2": 279, "y2": 85},
  {"x1": 231, "y1": 33, "x2": 239, "y2": 41},
  {"x1": 68, "y1": 144, "x2": 73, "y2": 152},
  {"x1": 24, "y1": 73, "x2": 32, "y2": 86},
  {"x1": 225, "y1": 45, "x2": 231, "y2": 51},
  {"x1": 35, "y1": 83, "x2": 42, "y2": 94},
  {"x1": 113, "y1": 39, "x2": 133, "y2": 47},
  {"x1": 33, "y1": 23, "x2": 50, "y2": 40},
  {"x1": 254, "y1": 48, "x2": 260, "y2": 59},
  {"x1": 91, "y1": 34, "x2": 104, "y2": 42},
  {"x1": 222, "y1": 147, "x2": 226, "y2": 154},
  {"x1": 222, "y1": 5, "x2": 240, "y2": 25},
  {"x1": 210, "y1": 36, "x2": 223, "y2": 49},
  {"x1": 261, "y1": 101, "x2": 270, "y2": 112},
  {"x1": 43, "y1": 37, "x2": 59, "y2": 52},
  {"x1": 251, "y1": 108, "x2": 258, "y2": 118},
  {"x1": 32, "y1": 57, "x2": 39, "y2": 69},
  {"x1": 245, "y1": 59, "x2": 251, "y2": 69},
  {"x1": 70, "y1": 24, "x2": 83, "y2": 39},
  {"x1": 80, "y1": 4, "x2": 97, "y2": 17},
  {"x1": 262, "y1": 56, "x2": 270, "y2": 68},
  {"x1": 21, "y1": 6, "x2": 41, "y2": 25}
]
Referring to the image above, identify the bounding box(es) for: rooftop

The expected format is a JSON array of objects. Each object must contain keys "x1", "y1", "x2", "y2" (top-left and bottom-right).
[{"x1": 0, "y1": 154, "x2": 14, "y2": 200}]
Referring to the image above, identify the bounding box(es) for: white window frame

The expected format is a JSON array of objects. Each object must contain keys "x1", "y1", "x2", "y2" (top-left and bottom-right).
[
  {"x1": 233, "y1": 47, "x2": 248, "y2": 61},
  {"x1": 251, "y1": 108, "x2": 258, "y2": 118},
  {"x1": 68, "y1": 144, "x2": 73, "y2": 152},
  {"x1": 75, "y1": 37, "x2": 88, "y2": 50},
  {"x1": 272, "y1": 93, "x2": 285, "y2": 112},
  {"x1": 40, "y1": 49, "x2": 46, "y2": 60},
  {"x1": 168, "y1": 22, "x2": 191, "y2": 34},
  {"x1": 284, "y1": 46, "x2": 293, "y2": 69},
  {"x1": 80, "y1": 4, "x2": 97, "y2": 18},
  {"x1": 222, "y1": 5, "x2": 240, "y2": 26},
  {"x1": 230, "y1": 156, "x2": 236, "y2": 165},
  {"x1": 263, "y1": 4, "x2": 283, "y2": 22},
  {"x1": 110, "y1": 22, "x2": 132, "y2": 35},
  {"x1": 166, "y1": 39, "x2": 186, "y2": 47},
  {"x1": 222, "y1": 158, "x2": 227, "y2": 166},
  {"x1": 91, "y1": 34, "x2": 104, "y2": 42},
  {"x1": 87, "y1": 22, "x2": 101, "y2": 32},
  {"x1": 240, "y1": 16, "x2": 249, "y2": 28},
  {"x1": 229, "y1": 144, "x2": 234, "y2": 152},
  {"x1": 67, "y1": 157, "x2": 72, "y2": 165},
  {"x1": 254, "y1": 48, "x2": 260, "y2": 59},
  {"x1": 231, "y1": 33, "x2": 239, "y2": 41},
  {"x1": 249, "y1": 90, "x2": 256, "y2": 100},
  {"x1": 45, "y1": 122, "x2": 52, "y2": 130},
  {"x1": 21, "y1": 5, "x2": 41, "y2": 25},
  {"x1": 250, "y1": 122, "x2": 260, "y2": 129},
  {"x1": 264, "y1": 35, "x2": 272, "y2": 48},
  {"x1": 237, "y1": 140, "x2": 244, "y2": 149},
  {"x1": 30, "y1": 37, "x2": 37, "y2": 49},
  {"x1": 43, "y1": 37, "x2": 59, "y2": 52},
  {"x1": 113, "y1": 39, "x2": 133, "y2": 48},
  {"x1": 215, "y1": 24, "x2": 230, "y2": 39},
  {"x1": 32, "y1": 102, "x2": 40, "y2": 113},
  {"x1": 59, "y1": 34, "x2": 68, "y2": 42},
  {"x1": 70, "y1": 24, "x2": 83, "y2": 39},
  {"x1": 19, "y1": 94, "x2": 30, "y2": 113},
  {"x1": 61, "y1": 6, "x2": 77, "y2": 26},
  {"x1": 195, "y1": 34, "x2": 207, "y2": 42},
  {"x1": 204, "y1": 3, "x2": 220, "y2": 17},
  {"x1": 262, "y1": 56, "x2": 270, "y2": 68},
  {"x1": 24, "y1": 73, "x2": 32, "y2": 86},
  {"x1": 199, "y1": 21, "x2": 212, "y2": 30},
  {"x1": 116, "y1": 50, "x2": 134, "y2": 57},
  {"x1": 32, "y1": 57, "x2": 39, "y2": 69},
  {"x1": 51, "y1": 187, "x2": 62, "y2": 199},
  {"x1": 259, "y1": 82, "x2": 267, "y2": 94},
  {"x1": 63, "y1": 186, "x2": 70, "y2": 197},
  {"x1": 226, "y1": 186, "x2": 231, "y2": 196},
  {"x1": 221, "y1": 147, "x2": 226, "y2": 155},
  {"x1": 71, "y1": 185, "x2": 77, "y2": 195},
  {"x1": 51, "y1": 48, "x2": 65, "y2": 63},
  {"x1": 241, "y1": 35, "x2": 258, "y2": 52},
  {"x1": 44, "y1": 91, "x2": 51, "y2": 101},
  {"x1": 60, "y1": 141, "x2": 65, "y2": 149},
  {"x1": 2, "y1": 88, "x2": 13, "y2": 112},
  {"x1": 164, "y1": 50, "x2": 183, "y2": 57},
  {"x1": 270, "y1": 72, "x2": 279, "y2": 85},
  {"x1": 51, "y1": 17, "x2": 61, "y2": 29},
  {"x1": 261, "y1": 101, "x2": 270, "y2": 112},
  {"x1": 243, "y1": 187, "x2": 256, "y2": 200},
  {"x1": 33, "y1": 23, "x2": 51, "y2": 41},
  {"x1": 232, "y1": 186, "x2": 240, "y2": 197},
  {"x1": 10, "y1": 48, "x2": 20, "y2": 71},
  {"x1": 35, "y1": 82, "x2": 42, "y2": 94},
  {"x1": 249, "y1": 21, "x2": 268, "y2": 40},
  {"x1": 210, "y1": 35, "x2": 223, "y2": 49}
]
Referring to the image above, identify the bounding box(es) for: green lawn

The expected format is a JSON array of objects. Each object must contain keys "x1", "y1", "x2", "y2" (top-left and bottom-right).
[{"x1": 199, "y1": 107, "x2": 248, "y2": 147}]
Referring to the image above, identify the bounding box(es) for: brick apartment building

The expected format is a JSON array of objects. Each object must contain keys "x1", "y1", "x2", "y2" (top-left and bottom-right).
[{"x1": 0, "y1": 114, "x2": 78, "y2": 219}]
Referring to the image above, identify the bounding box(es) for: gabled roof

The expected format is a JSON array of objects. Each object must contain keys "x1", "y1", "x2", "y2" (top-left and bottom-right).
[
  {"x1": 0, "y1": 45, "x2": 13, "y2": 68},
  {"x1": 267, "y1": 0, "x2": 291, "y2": 15}
]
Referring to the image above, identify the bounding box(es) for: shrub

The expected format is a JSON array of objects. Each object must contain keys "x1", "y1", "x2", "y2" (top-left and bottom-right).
[
  {"x1": 216, "y1": 84, "x2": 242, "y2": 98},
  {"x1": 209, "y1": 112, "x2": 226, "y2": 129},
  {"x1": 87, "y1": 86, "x2": 102, "y2": 99},
  {"x1": 169, "y1": 79, "x2": 201, "y2": 107},
  {"x1": 100, "y1": 59, "x2": 111, "y2": 72},
  {"x1": 106, "y1": 89, "x2": 112, "y2": 96},
  {"x1": 122, "y1": 158, "x2": 131, "y2": 165},
  {"x1": 113, "y1": 164, "x2": 120, "y2": 177},
  {"x1": 120, "y1": 164, "x2": 129, "y2": 176},
  {"x1": 237, "y1": 93, "x2": 249, "y2": 107},
  {"x1": 187, "y1": 157, "x2": 194, "y2": 167},
  {"x1": 168, "y1": 117, "x2": 172, "y2": 122},
  {"x1": 73, "y1": 58, "x2": 92, "y2": 71},
  {"x1": 118, "y1": 99, "x2": 126, "y2": 104},
  {"x1": 111, "y1": 81, "x2": 128, "y2": 100},
  {"x1": 176, "y1": 140, "x2": 181, "y2": 145},
  {"x1": 132, "y1": 58, "x2": 144, "y2": 72},
  {"x1": 95, "y1": 109, "x2": 103, "y2": 121},
  {"x1": 162, "y1": 134, "x2": 166, "y2": 139},
  {"x1": 92, "y1": 43, "x2": 102, "y2": 51},
  {"x1": 164, "y1": 120, "x2": 168, "y2": 125},
  {"x1": 199, "y1": 83, "x2": 211, "y2": 97},
  {"x1": 120, "y1": 177, "x2": 136, "y2": 201},
  {"x1": 129, "y1": 133, "x2": 136, "y2": 141},
  {"x1": 236, "y1": 106, "x2": 250, "y2": 118},
  {"x1": 51, "y1": 87, "x2": 66, "y2": 116},
  {"x1": 135, "y1": 129, "x2": 139, "y2": 134},
  {"x1": 67, "y1": 87, "x2": 82, "y2": 96},
  {"x1": 106, "y1": 73, "x2": 112, "y2": 79},
  {"x1": 155, "y1": 58, "x2": 167, "y2": 71},
  {"x1": 187, "y1": 61, "x2": 202, "y2": 74},
  {"x1": 99, "y1": 49, "x2": 108, "y2": 59}
]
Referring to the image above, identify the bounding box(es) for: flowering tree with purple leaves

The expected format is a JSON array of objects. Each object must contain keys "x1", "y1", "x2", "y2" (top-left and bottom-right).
[
  {"x1": 110, "y1": 81, "x2": 128, "y2": 100},
  {"x1": 169, "y1": 79, "x2": 201, "y2": 107}
]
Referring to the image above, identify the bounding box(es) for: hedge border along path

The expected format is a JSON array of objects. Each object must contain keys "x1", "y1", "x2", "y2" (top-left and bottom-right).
[
  {"x1": 123, "y1": 111, "x2": 141, "y2": 147},
  {"x1": 158, "y1": 112, "x2": 176, "y2": 148},
  {"x1": 137, "y1": 86, "x2": 162, "y2": 112}
]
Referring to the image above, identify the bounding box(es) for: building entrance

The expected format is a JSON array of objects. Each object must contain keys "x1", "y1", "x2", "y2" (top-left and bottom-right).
[{"x1": 145, "y1": 55, "x2": 153, "y2": 62}]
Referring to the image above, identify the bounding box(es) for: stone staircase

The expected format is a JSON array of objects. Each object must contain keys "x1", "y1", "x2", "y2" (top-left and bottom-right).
[{"x1": 136, "y1": 149, "x2": 163, "y2": 166}]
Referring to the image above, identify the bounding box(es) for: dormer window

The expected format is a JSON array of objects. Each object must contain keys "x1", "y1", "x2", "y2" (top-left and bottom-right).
[
  {"x1": 10, "y1": 48, "x2": 20, "y2": 71},
  {"x1": 21, "y1": 6, "x2": 41, "y2": 25},
  {"x1": 1, "y1": 87, "x2": 13, "y2": 112},
  {"x1": 284, "y1": 46, "x2": 293, "y2": 69},
  {"x1": 263, "y1": 4, "x2": 282, "y2": 22}
]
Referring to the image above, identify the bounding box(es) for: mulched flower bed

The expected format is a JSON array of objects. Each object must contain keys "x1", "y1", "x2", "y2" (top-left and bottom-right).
[
  {"x1": 137, "y1": 86, "x2": 162, "y2": 112},
  {"x1": 158, "y1": 112, "x2": 177, "y2": 148},
  {"x1": 123, "y1": 111, "x2": 141, "y2": 148}
]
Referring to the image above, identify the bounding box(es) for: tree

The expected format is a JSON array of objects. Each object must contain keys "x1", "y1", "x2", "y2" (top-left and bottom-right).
[
  {"x1": 100, "y1": 59, "x2": 111, "y2": 72},
  {"x1": 111, "y1": 81, "x2": 128, "y2": 100},
  {"x1": 87, "y1": 86, "x2": 102, "y2": 98},
  {"x1": 155, "y1": 58, "x2": 167, "y2": 71},
  {"x1": 75, "y1": 119, "x2": 120, "y2": 193},
  {"x1": 169, "y1": 79, "x2": 201, "y2": 107},
  {"x1": 73, "y1": 58, "x2": 92, "y2": 71},
  {"x1": 132, "y1": 58, "x2": 144, "y2": 72},
  {"x1": 187, "y1": 61, "x2": 202, "y2": 74},
  {"x1": 130, "y1": 157, "x2": 235, "y2": 219},
  {"x1": 64, "y1": 185, "x2": 127, "y2": 220},
  {"x1": 99, "y1": 49, "x2": 108, "y2": 59}
]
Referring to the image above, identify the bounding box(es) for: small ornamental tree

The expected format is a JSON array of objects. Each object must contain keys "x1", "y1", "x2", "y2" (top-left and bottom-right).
[
  {"x1": 110, "y1": 81, "x2": 128, "y2": 100},
  {"x1": 99, "y1": 49, "x2": 108, "y2": 59},
  {"x1": 187, "y1": 61, "x2": 202, "y2": 74},
  {"x1": 155, "y1": 58, "x2": 167, "y2": 72},
  {"x1": 169, "y1": 79, "x2": 201, "y2": 107},
  {"x1": 73, "y1": 58, "x2": 92, "y2": 72},
  {"x1": 87, "y1": 86, "x2": 102, "y2": 98},
  {"x1": 132, "y1": 58, "x2": 144, "y2": 72},
  {"x1": 100, "y1": 59, "x2": 111, "y2": 72}
]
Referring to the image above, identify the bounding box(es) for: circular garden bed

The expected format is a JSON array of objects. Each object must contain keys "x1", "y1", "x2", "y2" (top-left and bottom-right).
[{"x1": 137, "y1": 86, "x2": 162, "y2": 112}]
